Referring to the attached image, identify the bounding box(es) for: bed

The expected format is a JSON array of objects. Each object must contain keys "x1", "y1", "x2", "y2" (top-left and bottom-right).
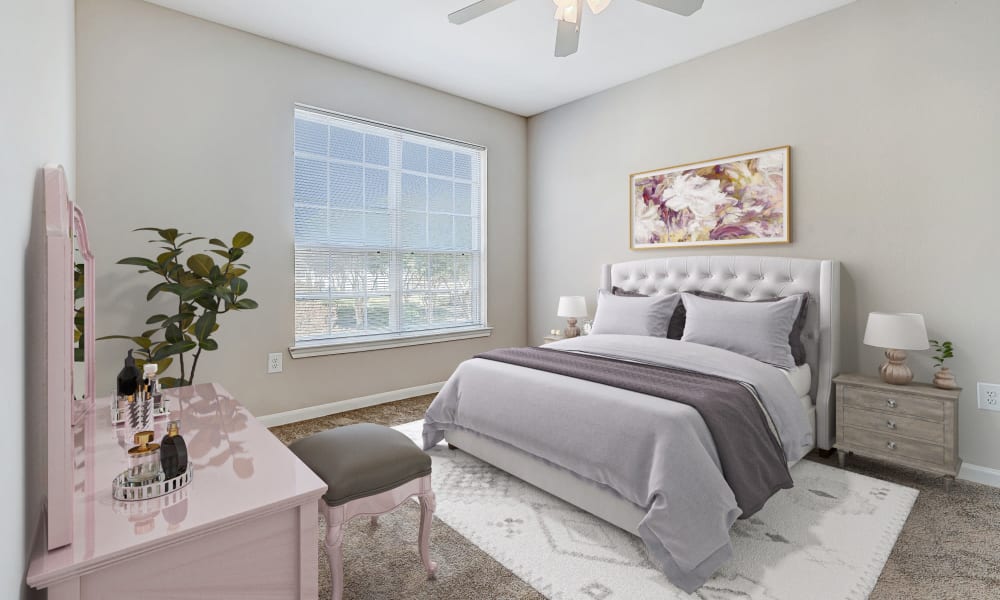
[{"x1": 423, "y1": 255, "x2": 840, "y2": 592}]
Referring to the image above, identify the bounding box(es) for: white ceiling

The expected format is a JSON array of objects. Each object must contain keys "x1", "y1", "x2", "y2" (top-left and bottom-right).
[{"x1": 144, "y1": 0, "x2": 855, "y2": 116}]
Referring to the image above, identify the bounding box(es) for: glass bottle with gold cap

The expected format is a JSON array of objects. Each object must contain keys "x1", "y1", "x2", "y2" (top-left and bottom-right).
[
  {"x1": 160, "y1": 420, "x2": 188, "y2": 479},
  {"x1": 126, "y1": 431, "x2": 162, "y2": 484}
]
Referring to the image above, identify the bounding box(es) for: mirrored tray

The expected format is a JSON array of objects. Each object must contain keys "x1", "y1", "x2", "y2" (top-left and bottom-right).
[{"x1": 112, "y1": 464, "x2": 193, "y2": 502}]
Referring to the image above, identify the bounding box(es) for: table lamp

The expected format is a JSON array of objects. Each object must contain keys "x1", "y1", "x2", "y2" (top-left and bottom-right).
[
  {"x1": 863, "y1": 312, "x2": 928, "y2": 385},
  {"x1": 557, "y1": 296, "x2": 587, "y2": 338}
]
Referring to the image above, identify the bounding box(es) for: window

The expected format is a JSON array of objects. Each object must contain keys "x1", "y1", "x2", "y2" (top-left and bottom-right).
[{"x1": 291, "y1": 106, "x2": 488, "y2": 355}]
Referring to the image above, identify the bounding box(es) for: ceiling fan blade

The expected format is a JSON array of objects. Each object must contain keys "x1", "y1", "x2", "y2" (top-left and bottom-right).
[
  {"x1": 554, "y1": 10, "x2": 582, "y2": 57},
  {"x1": 448, "y1": 0, "x2": 518, "y2": 24},
  {"x1": 634, "y1": 0, "x2": 704, "y2": 17}
]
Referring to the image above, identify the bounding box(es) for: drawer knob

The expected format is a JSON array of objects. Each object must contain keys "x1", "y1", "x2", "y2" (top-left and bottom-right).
[
  {"x1": 886, "y1": 441, "x2": 897, "y2": 450},
  {"x1": 886, "y1": 420, "x2": 897, "y2": 429},
  {"x1": 886, "y1": 399, "x2": 897, "y2": 408}
]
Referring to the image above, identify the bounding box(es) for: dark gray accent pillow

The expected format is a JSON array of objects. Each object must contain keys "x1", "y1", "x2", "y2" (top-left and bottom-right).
[
  {"x1": 680, "y1": 293, "x2": 804, "y2": 369},
  {"x1": 612, "y1": 287, "x2": 809, "y2": 365},
  {"x1": 590, "y1": 291, "x2": 680, "y2": 337}
]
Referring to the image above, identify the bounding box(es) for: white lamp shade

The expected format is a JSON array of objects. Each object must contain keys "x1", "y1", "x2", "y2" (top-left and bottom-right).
[
  {"x1": 557, "y1": 295, "x2": 588, "y2": 318},
  {"x1": 863, "y1": 312, "x2": 929, "y2": 350}
]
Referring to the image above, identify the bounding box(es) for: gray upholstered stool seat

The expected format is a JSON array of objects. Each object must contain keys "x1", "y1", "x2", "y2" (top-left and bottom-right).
[
  {"x1": 289, "y1": 423, "x2": 432, "y2": 506},
  {"x1": 288, "y1": 423, "x2": 437, "y2": 600}
]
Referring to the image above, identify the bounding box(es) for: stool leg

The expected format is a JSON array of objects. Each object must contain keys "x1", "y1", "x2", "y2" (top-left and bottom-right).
[
  {"x1": 418, "y1": 491, "x2": 437, "y2": 578},
  {"x1": 325, "y1": 519, "x2": 345, "y2": 600}
]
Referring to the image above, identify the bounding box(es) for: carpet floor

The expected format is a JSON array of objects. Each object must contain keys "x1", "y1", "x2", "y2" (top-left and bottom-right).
[{"x1": 270, "y1": 395, "x2": 1000, "y2": 600}]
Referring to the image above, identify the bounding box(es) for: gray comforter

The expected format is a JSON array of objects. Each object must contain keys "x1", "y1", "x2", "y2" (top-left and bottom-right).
[{"x1": 423, "y1": 335, "x2": 812, "y2": 592}]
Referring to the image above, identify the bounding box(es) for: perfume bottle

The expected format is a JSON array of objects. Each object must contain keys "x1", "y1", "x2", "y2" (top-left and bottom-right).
[
  {"x1": 159, "y1": 420, "x2": 188, "y2": 479},
  {"x1": 117, "y1": 350, "x2": 141, "y2": 397},
  {"x1": 127, "y1": 431, "x2": 162, "y2": 484}
]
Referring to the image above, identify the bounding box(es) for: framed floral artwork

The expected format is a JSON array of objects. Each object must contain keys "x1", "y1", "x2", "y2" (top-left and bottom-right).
[{"x1": 630, "y1": 146, "x2": 790, "y2": 249}]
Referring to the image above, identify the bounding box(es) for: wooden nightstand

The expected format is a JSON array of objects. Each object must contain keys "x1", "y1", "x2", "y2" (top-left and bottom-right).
[{"x1": 834, "y1": 373, "x2": 961, "y2": 491}]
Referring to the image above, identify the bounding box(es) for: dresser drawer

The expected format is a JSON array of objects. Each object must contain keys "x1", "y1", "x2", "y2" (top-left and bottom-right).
[
  {"x1": 843, "y1": 408, "x2": 944, "y2": 444},
  {"x1": 842, "y1": 386, "x2": 944, "y2": 422},
  {"x1": 842, "y1": 426, "x2": 945, "y2": 466}
]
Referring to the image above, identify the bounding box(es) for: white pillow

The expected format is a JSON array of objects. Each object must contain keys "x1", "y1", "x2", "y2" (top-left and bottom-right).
[
  {"x1": 590, "y1": 291, "x2": 680, "y2": 337},
  {"x1": 680, "y1": 292, "x2": 804, "y2": 368}
]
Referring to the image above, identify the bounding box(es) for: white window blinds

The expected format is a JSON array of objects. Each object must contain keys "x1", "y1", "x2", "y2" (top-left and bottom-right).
[{"x1": 293, "y1": 106, "x2": 486, "y2": 345}]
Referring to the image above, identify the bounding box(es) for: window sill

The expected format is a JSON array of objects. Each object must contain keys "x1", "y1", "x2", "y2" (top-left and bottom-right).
[{"x1": 289, "y1": 326, "x2": 493, "y2": 358}]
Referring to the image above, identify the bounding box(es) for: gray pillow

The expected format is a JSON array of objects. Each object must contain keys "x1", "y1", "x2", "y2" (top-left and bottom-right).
[
  {"x1": 613, "y1": 287, "x2": 809, "y2": 365},
  {"x1": 590, "y1": 291, "x2": 680, "y2": 337},
  {"x1": 680, "y1": 292, "x2": 804, "y2": 369}
]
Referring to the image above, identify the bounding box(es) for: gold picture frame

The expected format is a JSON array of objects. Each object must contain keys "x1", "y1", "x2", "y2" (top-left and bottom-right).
[{"x1": 629, "y1": 145, "x2": 791, "y2": 250}]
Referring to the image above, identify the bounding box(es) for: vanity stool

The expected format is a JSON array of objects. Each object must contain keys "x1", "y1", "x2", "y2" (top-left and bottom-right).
[{"x1": 289, "y1": 423, "x2": 437, "y2": 600}]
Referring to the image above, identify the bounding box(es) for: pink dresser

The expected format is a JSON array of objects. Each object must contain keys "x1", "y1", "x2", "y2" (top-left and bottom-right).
[{"x1": 27, "y1": 383, "x2": 327, "y2": 599}]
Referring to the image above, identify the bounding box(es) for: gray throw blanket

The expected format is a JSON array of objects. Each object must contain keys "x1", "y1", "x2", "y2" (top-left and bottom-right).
[{"x1": 474, "y1": 346, "x2": 792, "y2": 517}]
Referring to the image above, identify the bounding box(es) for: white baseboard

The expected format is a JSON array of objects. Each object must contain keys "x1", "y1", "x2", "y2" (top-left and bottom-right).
[
  {"x1": 958, "y1": 462, "x2": 1000, "y2": 488},
  {"x1": 256, "y1": 382, "x2": 445, "y2": 428}
]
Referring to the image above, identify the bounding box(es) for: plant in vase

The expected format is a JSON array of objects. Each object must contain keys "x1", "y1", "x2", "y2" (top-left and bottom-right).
[
  {"x1": 100, "y1": 228, "x2": 259, "y2": 388},
  {"x1": 929, "y1": 339, "x2": 957, "y2": 390}
]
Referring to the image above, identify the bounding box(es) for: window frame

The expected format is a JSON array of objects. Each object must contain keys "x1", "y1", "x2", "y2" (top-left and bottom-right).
[{"x1": 289, "y1": 104, "x2": 490, "y2": 358}]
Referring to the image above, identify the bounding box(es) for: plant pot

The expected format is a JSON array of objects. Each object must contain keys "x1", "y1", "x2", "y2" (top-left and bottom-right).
[{"x1": 933, "y1": 367, "x2": 958, "y2": 390}]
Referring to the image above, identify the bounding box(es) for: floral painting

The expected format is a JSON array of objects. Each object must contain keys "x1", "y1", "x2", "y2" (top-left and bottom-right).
[{"x1": 630, "y1": 146, "x2": 790, "y2": 249}]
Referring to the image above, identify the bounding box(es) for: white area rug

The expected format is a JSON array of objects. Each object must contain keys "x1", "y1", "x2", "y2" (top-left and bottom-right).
[{"x1": 395, "y1": 421, "x2": 918, "y2": 600}]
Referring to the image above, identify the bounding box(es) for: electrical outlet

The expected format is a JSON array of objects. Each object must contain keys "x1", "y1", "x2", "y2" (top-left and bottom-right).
[
  {"x1": 978, "y1": 382, "x2": 1000, "y2": 412},
  {"x1": 267, "y1": 352, "x2": 283, "y2": 374}
]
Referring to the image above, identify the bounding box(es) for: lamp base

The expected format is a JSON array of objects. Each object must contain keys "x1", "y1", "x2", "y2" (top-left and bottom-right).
[
  {"x1": 879, "y1": 348, "x2": 913, "y2": 385},
  {"x1": 563, "y1": 318, "x2": 580, "y2": 338}
]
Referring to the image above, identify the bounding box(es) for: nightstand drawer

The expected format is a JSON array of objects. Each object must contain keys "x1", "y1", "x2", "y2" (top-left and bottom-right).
[
  {"x1": 843, "y1": 408, "x2": 944, "y2": 444},
  {"x1": 843, "y1": 426, "x2": 945, "y2": 465},
  {"x1": 842, "y1": 387, "x2": 944, "y2": 422}
]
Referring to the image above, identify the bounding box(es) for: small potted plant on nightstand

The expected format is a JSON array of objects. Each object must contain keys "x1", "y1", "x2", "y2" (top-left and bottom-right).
[{"x1": 929, "y1": 339, "x2": 957, "y2": 389}]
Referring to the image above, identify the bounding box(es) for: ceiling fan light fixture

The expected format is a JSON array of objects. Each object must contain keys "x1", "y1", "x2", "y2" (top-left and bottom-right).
[
  {"x1": 553, "y1": 0, "x2": 580, "y2": 24},
  {"x1": 586, "y1": 0, "x2": 612, "y2": 14}
]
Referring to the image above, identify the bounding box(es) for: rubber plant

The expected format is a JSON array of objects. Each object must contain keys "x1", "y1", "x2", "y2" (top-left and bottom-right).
[{"x1": 101, "y1": 228, "x2": 259, "y2": 388}]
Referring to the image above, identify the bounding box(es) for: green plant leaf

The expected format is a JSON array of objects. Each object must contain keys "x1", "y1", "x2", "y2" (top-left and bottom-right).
[
  {"x1": 229, "y1": 277, "x2": 248, "y2": 296},
  {"x1": 156, "y1": 357, "x2": 173, "y2": 373},
  {"x1": 234, "y1": 298, "x2": 259, "y2": 310},
  {"x1": 156, "y1": 250, "x2": 182, "y2": 265},
  {"x1": 210, "y1": 249, "x2": 231, "y2": 260},
  {"x1": 208, "y1": 238, "x2": 227, "y2": 247},
  {"x1": 118, "y1": 256, "x2": 160, "y2": 270},
  {"x1": 140, "y1": 328, "x2": 160, "y2": 339},
  {"x1": 161, "y1": 228, "x2": 180, "y2": 243},
  {"x1": 199, "y1": 338, "x2": 219, "y2": 351},
  {"x1": 146, "y1": 314, "x2": 169, "y2": 325},
  {"x1": 186, "y1": 254, "x2": 214, "y2": 278},
  {"x1": 146, "y1": 282, "x2": 170, "y2": 301},
  {"x1": 227, "y1": 267, "x2": 248, "y2": 278},
  {"x1": 194, "y1": 311, "x2": 217, "y2": 341},
  {"x1": 228, "y1": 247, "x2": 245, "y2": 261},
  {"x1": 159, "y1": 376, "x2": 179, "y2": 389},
  {"x1": 177, "y1": 236, "x2": 206, "y2": 247},
  {"x1": 165, "y1": 324, "x2": 183, "y2": 343},
  {"x1": 150, "y1": 340, "x2": 197, "y2": 362},
  {"x1": 232, "y1": 231, "x2": 254, "y2": 248}
]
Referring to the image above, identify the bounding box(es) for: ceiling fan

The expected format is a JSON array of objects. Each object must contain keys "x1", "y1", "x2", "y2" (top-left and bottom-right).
[{"x1": 448, "y1": 0, "x2": 704, "y2": 57}]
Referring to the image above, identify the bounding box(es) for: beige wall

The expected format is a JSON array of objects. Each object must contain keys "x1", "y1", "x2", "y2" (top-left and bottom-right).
[
  {"x1": 527, "y1": 0, "x2": 1000, "y2": 469},
  {"x1": 76, "y1": 0, "x2": 528, "y2": 418},
  {"x1": 1, "y1": 0, "x2": 76, "y2": 596}
]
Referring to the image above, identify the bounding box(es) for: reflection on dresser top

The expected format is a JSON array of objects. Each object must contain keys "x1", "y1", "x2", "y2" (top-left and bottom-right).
[{"x1": 27, "y1": 383, "x2": 326, "y2": 588}]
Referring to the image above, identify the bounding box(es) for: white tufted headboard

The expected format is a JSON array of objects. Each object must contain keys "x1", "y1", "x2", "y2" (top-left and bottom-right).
[{"x1": 600, "y1": 256, "x2": 841, "y2": 450}]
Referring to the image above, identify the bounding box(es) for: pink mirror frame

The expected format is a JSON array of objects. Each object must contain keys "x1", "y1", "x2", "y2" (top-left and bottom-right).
[{"x1": 45, "y1": 164, "x2": 96, "y2": 550}]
